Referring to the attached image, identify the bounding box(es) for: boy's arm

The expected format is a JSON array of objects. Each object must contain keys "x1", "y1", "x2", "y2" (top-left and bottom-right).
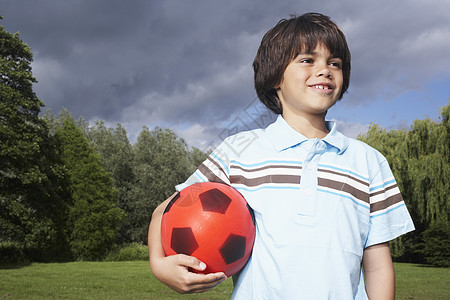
[
  {"x1": 362, "y1": 242, "x2": 395, "y2": 300},
  {"x1": 148, "y1": 192, "x2": 227, "y2": 294}
]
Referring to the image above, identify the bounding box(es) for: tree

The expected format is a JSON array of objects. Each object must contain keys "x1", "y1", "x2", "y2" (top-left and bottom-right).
[
  {"x1": 0, "y1": 19, "x2": 70, "y2": 262},
  {"x1": 130, "y1": 126, "x2": 198, "y2": 243},
  {"x1": 55, "y1": 115, "x2": 125, "y2": 260},
  {"x1": 405, "y1": 106, "x2": 449, "y2": 266},
  {"x1": 420, "y1": 219, "x2": 450, "y2": 267},
  {"x1": 406, "y1": 113, "x2": 449, "y2": 225},
  {"x1": 86, "y1": 121, "x2": 135, "y2": 244}
]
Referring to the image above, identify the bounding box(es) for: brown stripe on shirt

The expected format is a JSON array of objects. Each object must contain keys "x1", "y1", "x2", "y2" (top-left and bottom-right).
[
  {"x1": 230, "y1": 164, "x2": 302, "y2": 172},
  {"x1": 369, "y1": 183, "x2": 398, "y2": 198},
  {"x1": 318, "y1": 168, "x2": 369, "y2": 187},
  {"x1": 230, "y1": 174, "x2": 301, "y2": 187},
  {"x1": 198, "y1": 163, "x2": 228, "y2": 185},
  {"x1": 318, "y1": 177, "x2": 370, "y2": 204},
  {"x1": 370, "y1": 193, "x2": 404, "y2": 213},
  {"x1": 206, "y1": 156, "x2": 229, "y2": 180}
]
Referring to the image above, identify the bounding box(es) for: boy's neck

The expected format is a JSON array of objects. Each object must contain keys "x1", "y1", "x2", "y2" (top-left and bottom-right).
[{"x1": 282, "y1": 111, "x2": 329, "y2": 139}]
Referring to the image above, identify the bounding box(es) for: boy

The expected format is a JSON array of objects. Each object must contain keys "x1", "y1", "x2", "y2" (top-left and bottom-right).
[{"x1": 148, "y1": 12, "x2": 414, "y2": 299}]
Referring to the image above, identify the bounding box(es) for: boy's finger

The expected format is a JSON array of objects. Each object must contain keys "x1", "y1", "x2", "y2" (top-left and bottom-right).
[
  {"x1": 172, "y1": 254, "x2": 227, "y2": 282},
  {"x1": 173, "y1": 254, "x2": 206, "y2": 270},
  {"x1": 187, "y1": 272, "x2": 228, "y2": 292},
  {"x1": 190, "y1": 260, "x2": 207, "y2": 271},
  {"x1": 184, "y1": 258, "x2": 227, "y2": 282},
  {"x1": 194, "y1": 272, "x2": 227, "y2": 284}
]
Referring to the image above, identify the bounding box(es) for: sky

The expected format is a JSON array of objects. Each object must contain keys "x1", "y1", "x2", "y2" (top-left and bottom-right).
[{"x1": 1, "y1": 0, "x2": 449, "y2": 151}]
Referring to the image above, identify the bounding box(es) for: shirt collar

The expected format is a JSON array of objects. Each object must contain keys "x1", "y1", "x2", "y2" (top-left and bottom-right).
[
  {"x1": 323, "y1": 120, "x2": 349, "y2": 154},
  {"x1": 266, "y1": 115, "x2": 349, "y2": 154}
]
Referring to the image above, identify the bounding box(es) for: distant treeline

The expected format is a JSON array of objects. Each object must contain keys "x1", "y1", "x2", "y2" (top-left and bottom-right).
[{"x1": 1, "y1": 20, "x2": 448, "y2": 266}]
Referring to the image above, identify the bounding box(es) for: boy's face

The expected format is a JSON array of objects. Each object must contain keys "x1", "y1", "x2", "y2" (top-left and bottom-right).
[{"x1": 275, "y1": 44, "x2": 343, "y2": 120}]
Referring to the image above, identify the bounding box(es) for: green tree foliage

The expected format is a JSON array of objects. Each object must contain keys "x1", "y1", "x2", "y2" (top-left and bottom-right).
[
  {"x1": 55, "y1": 115, "x2": 125, "y2": 260},
  {"x1": 358, "y1": 104, "x2": 449, "y2": 266},
  {"x1": 420, "y1": 219, "x2": 450, "y2": 267},
  {"x1": 130, "y1": 127, "x2": 199, "y2": 243},
  {"x1": 85, "y1": 121, "x2": 135, "y2": 244},
  {"x1": 0, "y1": 21, "x2": 69, "y2": 262},
  {"x1": 46, "y1": 110, "x2": 209, "y2": 248},
  {"x1": 406, "y1": 108, "x2": 449, "y2": 225}
]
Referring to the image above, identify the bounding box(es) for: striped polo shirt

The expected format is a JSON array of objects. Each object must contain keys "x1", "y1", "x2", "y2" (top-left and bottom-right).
[{"x1": 177, "y1": 115, "x2": 414, "y2": 299}]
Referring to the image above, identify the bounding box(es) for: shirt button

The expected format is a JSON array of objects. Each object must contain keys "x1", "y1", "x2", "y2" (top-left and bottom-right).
[
  {"x1": 305, "y1": 188, "x2": 312, "y2": 196},
  {"x1": 307, "y1": 163, "x2": 314, "y2": 170}
]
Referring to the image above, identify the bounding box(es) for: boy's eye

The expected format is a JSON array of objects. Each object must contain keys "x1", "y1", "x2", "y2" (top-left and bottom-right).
[
  {"x1": 329, "y1": 61, "x2": 342, "y2": 69},
  {"x1": 300, "y1": 58, "x2": 313, "y2": 63}
]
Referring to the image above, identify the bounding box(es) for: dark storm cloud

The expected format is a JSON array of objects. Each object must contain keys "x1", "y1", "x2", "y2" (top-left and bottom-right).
[
  {"x1": 1, "y1": 0, "x2": 449, "y2": 147},
  {"x1": 339, "y1": 1, "x2": 450, "y2": 105},
  {"x1": 1, "y1": 0, "x2": 316, "y2": 124},
  {"x1": 1, "y1": 0, "x2": 162, "y2": 118}
]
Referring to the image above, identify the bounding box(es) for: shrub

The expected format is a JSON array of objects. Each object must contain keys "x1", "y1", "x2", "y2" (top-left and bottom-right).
[
  {"x1": 0, "y1": 242, "x2": 28, "y2": 264},
  {"x1": 421, "y1": 220, "x2": 450, "y2": 267},
  {"x1": 105, "y1": 243, "x2": 148, "y2": 261}
]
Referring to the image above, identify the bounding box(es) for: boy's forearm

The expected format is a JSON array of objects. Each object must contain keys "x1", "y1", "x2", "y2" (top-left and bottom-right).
[
  {"x1": 148, "y1": 193, "x2": 177, "y2": 270},
  {"x1": 364, "y1": 266, "x2": 395, "y2": 299},
  {"x1": 363, "y1": 242, "x2": 395, "y2": 300}
]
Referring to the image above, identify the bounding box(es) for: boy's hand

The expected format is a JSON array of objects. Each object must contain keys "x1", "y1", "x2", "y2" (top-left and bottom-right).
[{"x1": 151, "y1": 254, "x2": 227, "y2": 294}]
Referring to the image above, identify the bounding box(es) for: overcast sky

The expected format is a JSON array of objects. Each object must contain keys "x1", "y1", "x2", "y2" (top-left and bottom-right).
[{"x1": 1, "y1": 0, "x2": 449, "y2": 150}]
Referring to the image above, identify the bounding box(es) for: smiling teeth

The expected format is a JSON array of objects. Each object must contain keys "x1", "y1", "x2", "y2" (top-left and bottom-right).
[{"x1": 315, "y1": 85, "x2": 330, "y2": 90}]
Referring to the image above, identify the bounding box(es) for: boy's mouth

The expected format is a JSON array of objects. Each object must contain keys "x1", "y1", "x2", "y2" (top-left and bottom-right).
[{"x1": 309, "y1": 83, "x2": 334, "y2": 91}]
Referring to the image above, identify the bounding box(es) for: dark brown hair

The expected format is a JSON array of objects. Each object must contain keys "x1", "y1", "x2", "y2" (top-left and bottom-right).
[{"x1": 253, "y1": 13, "x2": 351, "y2": 114}]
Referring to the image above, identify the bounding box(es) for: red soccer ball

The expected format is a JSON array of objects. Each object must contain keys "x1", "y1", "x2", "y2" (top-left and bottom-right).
[{"x1": 161, "y1": 182, "x2": 256, "y2": 277}]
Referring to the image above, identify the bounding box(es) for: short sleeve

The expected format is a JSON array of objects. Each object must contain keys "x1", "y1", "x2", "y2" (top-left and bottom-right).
[{"x1": 365, "y1": 160, "x2": 415, "y2": 248}]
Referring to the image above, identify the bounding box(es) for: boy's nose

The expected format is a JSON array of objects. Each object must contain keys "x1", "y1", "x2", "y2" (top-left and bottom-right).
[{"x1": 315, "y1": 64, "x2": 332, "y2": 78}]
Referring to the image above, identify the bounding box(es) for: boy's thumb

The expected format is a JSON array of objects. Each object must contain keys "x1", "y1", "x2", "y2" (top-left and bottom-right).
[
  {"x1": 196, "y1": 261, "x2": 207, "y2": 271},
  {"x1": 177, "y1": 254, "x2": 207, "y2": 272},
  {"x1": 190, "y1": 258, "x2": 207, "y2": 271}
]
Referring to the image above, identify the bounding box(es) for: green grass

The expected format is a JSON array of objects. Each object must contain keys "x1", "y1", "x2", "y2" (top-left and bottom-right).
[
  {"x1": 0, "y1": 261, "x2": 233, "y2": 299},
  {"x1": 394, "y1": 263, "x2": 449, "y2": 299},
  {"x1": 0, "y1": 262, "x2": 448, "y2": 299}
]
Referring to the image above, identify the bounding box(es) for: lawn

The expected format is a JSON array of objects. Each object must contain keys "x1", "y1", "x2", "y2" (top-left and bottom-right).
[
  {"x1": 0, "y1": 261, "x2": 448, "y2": 299},
  {"x1": 394, "y1": 263, "x2": 449, "y2": 300},
  {"x1": 0, "y1": 261, "x2": 233, "y2": 299}
]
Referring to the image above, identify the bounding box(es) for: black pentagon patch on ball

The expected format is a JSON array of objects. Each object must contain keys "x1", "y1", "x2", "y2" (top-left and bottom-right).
[
  {"x1": 219, "y1": 234, "x2": 246, "y2": 264},
  {"x1": 199, "y1": 188, "x2": 231, "y2": 214},
  {"x1": 171, "y1": 227, "x2": 199, "y2": 255}
]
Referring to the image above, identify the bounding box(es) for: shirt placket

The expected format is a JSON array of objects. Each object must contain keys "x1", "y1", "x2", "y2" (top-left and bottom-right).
[{"x1": 297, "y1": 139, "x2": 327, "y2": 217}]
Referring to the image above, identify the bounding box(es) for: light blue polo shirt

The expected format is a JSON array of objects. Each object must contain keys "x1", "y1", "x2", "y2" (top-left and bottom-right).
[{"x1": 177, "y1": 115, "x2": 414, "y2": 299}]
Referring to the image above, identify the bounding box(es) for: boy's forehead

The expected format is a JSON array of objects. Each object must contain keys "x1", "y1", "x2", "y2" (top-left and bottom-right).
[{"x1": 295, "y1": 42, "x2": 339, "y2": 57}]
